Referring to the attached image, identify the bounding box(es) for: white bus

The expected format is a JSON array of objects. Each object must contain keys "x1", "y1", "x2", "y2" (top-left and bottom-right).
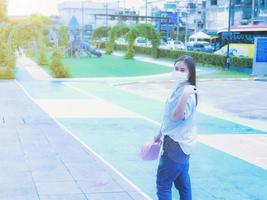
[{"x1": 214, "y1": 25, "x2": 267, "y2": 58}]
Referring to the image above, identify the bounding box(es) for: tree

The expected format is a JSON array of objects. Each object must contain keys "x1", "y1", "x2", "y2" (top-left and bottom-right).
[
  {"x1": 105, "y1": 24, "x2": 130, "y2": 55},
  {"x1": 0, "y1": 14, "x2": 52, "y2": 79},
  {"x1": 125, "y1": 23, "x2": 160, "y2": 59},
  {"x1": 0, "y1": 0, "x2": 7, "y2": 22},
  {"x1": 58, "y1": 26, "x2": 68, "y2": 48},
  {"x1": 92, "y1": 26, "x2": 110, "y2": 39},
  {"x1": 92, "y1": 26, "x2": 111, "y2": 48},
  {"x1": 11, "y1": 15, "x2": 52, "y2": 60},
  {"x1": 13, "y1": 15, "x2": 52, "y2": 50}
]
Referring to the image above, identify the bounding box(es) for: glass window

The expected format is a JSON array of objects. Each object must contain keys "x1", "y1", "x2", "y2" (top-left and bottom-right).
[
  {"x1": 219, "y1": 31, "x2": 267, "y2": 47},
  {"x1": 260, "y1": 0, "x2": 267, "y2": 11},
  {"x1": 211, "y1": 0, "x2": 217, "y2": 6}
]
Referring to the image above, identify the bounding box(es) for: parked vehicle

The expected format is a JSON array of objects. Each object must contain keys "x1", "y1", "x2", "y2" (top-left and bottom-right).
[
  {"x1": 115, "y1": 38, "x2": 127, "y2": 45},
  {"x1": 135, "y1": 37, "x2": 152, "y2": 47},
  {"x1": 166, "y1": 40, "x2": 185, "y2": 50},
  {"x1": 187, "y1": 41, "x2": 213, "y2": 52},
  {"x1": 158, "y1": 39, "x2": 168, "y2": 49},
  {"x1": 95, "y1": 37, "x2": 108, "y2": 43}
]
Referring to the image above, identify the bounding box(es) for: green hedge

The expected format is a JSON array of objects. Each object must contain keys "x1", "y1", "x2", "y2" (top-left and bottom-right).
[
  {"x1": 231, "y1": 56, "x2": 253, "y2": 68},
  {"x1": 98, "y1": 42, "x2": 253, "y2": 68},
  {"x1": 114, "y1": 44, "x2": 152, "y2": 55},
  {"x1": 157, "y1": 49, "x2": 227, "y2": 67}
]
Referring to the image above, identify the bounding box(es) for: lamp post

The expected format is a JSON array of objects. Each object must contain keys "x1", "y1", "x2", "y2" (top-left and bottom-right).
[
  {"x1": 226, "y1": 0, "x2": 232, "y2": 69},
  {"x1": 176, "y1": 2, "x2": 179, "y2": 41},
  {"x1": 145, "y1": 0, "x2": 148, "y2": 23},
  {"x1": 184, "y1": 12, "x2": 188, "y2": 44},
  {"x1": 251, "y1": 0, "x2": 255, "y2": 24},
  {"x1": 81, "y1": 1, "x2": 84, "y2": 41},
  {"x1": 105, "y1": 0, "x2": 108, "y2": 26}
]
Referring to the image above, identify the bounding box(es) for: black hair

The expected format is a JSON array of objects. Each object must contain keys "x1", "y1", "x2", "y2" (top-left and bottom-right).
[{"x1": 174, "y1": 55, "x2": 198, "y2": 106}]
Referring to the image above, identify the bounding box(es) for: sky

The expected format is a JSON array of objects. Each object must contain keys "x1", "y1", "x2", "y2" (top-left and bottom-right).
[{"x1": 7, "y1": 0, "x2": 153, "y2": 16}]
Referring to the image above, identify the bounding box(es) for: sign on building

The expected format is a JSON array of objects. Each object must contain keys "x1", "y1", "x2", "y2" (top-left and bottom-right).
[
  {"x1": 160, "y1": 12, "x2": 177, "y2": 25},
  {"x1": 253, "y1": 37, "x2": 267, "y2": 76},
  {"x1": 164, "y1": 3, "x2": 177, "y2": 10}
]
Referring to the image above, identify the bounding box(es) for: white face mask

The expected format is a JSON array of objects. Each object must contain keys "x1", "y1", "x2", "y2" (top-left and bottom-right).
[{"x1": 172, "y1": 70, "x2": 189, "y2": 84}]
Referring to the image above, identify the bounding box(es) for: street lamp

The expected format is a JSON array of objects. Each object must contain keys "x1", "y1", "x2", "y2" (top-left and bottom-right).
[
  {"x1": 226, "y1": 0, "x2": 232, "y2": 69},
  {"x1": 184, "y1": 12, "x2": 188, "y2": 44},
  {"x1": 175, "y1": 2, "x2": 179, "y2": 41},
  {"x1": 81, "y1": 1, "x2": 84, "y2": 41},
  {"x1": 105, "y1": 0, "x2": 108, "y2": 26}
]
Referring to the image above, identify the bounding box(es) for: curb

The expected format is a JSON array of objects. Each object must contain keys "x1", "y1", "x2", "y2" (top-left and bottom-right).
[
  {"x1": 22, "y1": 56, "x2": 256, "y2": 83},
  {"x1": 197, "y1": 77, "x2": 255, "y2": 81},
  {"x1": 113, "y1": 77, "x2": 256, "y2": 86}
]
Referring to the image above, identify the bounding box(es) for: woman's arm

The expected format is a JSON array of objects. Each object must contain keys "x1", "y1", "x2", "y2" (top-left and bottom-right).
[{"x1": 171, "y1": 85, "x2": 197, "y2": 121}]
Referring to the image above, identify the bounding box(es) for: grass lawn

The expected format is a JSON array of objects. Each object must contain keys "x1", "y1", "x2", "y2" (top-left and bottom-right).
[
  {"x1": 39, "y1": 54, "x2": 251, "y2": 79},
  {"x1": 42, "y1": 54, "x2": 172, "y2": 78}
]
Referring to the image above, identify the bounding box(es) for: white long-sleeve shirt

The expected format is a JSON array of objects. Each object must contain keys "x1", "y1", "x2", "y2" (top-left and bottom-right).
[{"x1": 161, "y1": 84, "x2": 197, "y2": 155}]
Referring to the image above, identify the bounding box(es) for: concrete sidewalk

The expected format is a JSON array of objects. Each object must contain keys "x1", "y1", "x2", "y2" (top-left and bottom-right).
[{"x1": 0, "y1": 80, "x2": 148, "y2": 200}]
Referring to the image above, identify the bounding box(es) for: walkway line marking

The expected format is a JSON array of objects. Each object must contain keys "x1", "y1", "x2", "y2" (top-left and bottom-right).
[
  {"x1": 115, "y1": 85, "x2": 267, "y2": 133},
  {"x1": 64, "y1": 82, "x2": 161, "y2": 127},
  {"x1": 15, "y1": 80, "x2": 153, "y2": 200},
  {"x1": 198, "y1": 134, "x2": 267, "y2": 170}
]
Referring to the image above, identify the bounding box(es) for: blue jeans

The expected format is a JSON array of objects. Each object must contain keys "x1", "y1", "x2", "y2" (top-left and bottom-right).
[{"x1": 156, "y1": 152, "x2": 192, "y2": 200}]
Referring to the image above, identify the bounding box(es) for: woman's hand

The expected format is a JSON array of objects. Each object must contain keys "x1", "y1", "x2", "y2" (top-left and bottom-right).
[
  {"x1": 171, "y1": 85, "x2": 197, "y2": 122},
  {"x1": 183, "y1": 85, "x2": 197, "y2": 96}
]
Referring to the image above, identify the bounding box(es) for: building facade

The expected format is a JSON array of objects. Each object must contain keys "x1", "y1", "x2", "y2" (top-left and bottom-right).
[
  {"x1": 160, "y1": 0, "x2": 267, "y2": 35},
  {"x1": 58, "y1": 0, "x2": 267, "y2": 37},
  {"x1": 204, "y1": 0, "x2": 267, "y2": 32},
  {"x1": 58, "y1": 1, "x2": 120, "y2": 29}
]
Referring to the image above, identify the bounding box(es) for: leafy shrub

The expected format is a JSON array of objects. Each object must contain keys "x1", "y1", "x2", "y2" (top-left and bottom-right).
[
  {"x1": 52, "y1": 65, "x2": 70, "y2": 78},
  {"x1": 0, "y1": 67, "x2": 15, "y2": 79},
  {"x1": 38, "y1": 49, "x2": 48, "y2": 65},
  {"x1": 49, "y1": 49, "x2": 70, "y2": 78}
]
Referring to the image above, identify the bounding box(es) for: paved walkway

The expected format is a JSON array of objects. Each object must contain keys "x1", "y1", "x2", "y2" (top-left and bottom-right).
[
  {"x1": 0, "y1": 80, "x2": 148, "y2": 200},
  {"x1": 2, "y1": 55, "x2": 267, "y2": 199}
]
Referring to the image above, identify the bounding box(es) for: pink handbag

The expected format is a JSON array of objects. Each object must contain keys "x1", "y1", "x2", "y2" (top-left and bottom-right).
[{"x1": 140, "y1": 139, "x2": 162, "y2": 161}]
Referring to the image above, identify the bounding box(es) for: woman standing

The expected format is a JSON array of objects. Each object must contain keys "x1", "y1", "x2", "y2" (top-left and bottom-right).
[{"x1": 154, "y1": 55, "x2": 198, "y2": 200}]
